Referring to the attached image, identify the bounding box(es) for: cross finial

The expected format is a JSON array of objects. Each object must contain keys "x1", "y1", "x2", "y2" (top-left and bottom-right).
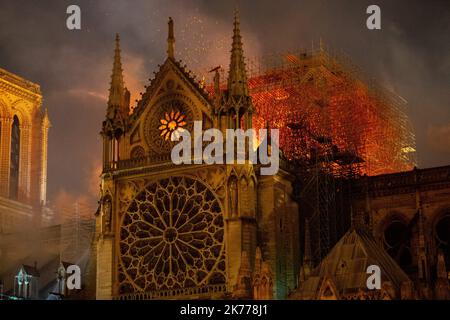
[
  {"x1": 227, "y1": 8, "x2": 248, "y2": 96},
  {"x1": 167, "y1": 17, "x2": 175, "y2": 59}
]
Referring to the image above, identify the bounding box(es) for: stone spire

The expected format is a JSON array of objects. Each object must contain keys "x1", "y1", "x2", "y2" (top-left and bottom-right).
[
  {"x1": 227, "y1": 9, "x2": 249, "y2": 97},
  {"x1": 167, "y1": 17, "x2": 175, "y2": 59},
  {"x1": 42, "y1": 107, "x2": 51, "y2": 127},
  {"x1": 104, "y1": 33, "x2": 128, "y2": 139},
  {"x1": 108, "y1": 34, "x2": 125, "y2": 111}
]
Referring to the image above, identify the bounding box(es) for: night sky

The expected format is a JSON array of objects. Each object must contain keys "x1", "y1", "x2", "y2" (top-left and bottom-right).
[{"x1": 0, "y1": 0, "x2": 449, "y2": 211}]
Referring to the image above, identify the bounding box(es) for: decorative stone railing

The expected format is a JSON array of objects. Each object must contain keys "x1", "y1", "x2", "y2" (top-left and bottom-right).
[
  {"x1": 113, "y1": 284, "x2": 227, "y2": 300},
  {"x1": 103, "y1": 154, "x2": 173, "y2": 172}
]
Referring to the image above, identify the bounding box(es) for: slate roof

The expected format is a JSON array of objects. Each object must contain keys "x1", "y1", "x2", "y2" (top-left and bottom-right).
[{"x1": 291, "y1": 228, "x2": 411, "y2": 299}]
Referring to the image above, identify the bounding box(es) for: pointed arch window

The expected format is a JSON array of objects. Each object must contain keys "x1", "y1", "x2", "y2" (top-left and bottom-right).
[
  {"x1": 10, "y1": 115, "x2": 20, "y2": 199},
  {"x1": 383, "y1": 218, "x2": 412, "y2": 270}
]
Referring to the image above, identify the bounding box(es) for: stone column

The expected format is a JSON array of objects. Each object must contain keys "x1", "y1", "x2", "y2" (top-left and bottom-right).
[
  {"x1": 0, "y1": 117, "x2": 11, "y2": 197},
  {"x1": 39, "y1": 114, "x2": 50, "y2": 205}
]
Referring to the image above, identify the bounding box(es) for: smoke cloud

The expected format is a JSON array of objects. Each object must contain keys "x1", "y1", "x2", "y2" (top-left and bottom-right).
[{"x1": 0, "y1": 0, "x2": 448, "y2": 218}]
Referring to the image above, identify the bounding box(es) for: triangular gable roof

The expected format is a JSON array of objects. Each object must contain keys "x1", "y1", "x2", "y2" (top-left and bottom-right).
[
  {"x1": 317, "y1": 228, "x2": 410, "y2": 291},
  {"x1": 291, "y1": 228, "x2": 411, "y2": 299},
  {"x1": 128, "y1": 58, "x2": 212, "y2": 126}
]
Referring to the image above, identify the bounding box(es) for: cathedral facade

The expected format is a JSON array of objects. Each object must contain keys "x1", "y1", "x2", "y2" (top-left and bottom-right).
[
  {"x1": 96, "y1": 15, "x2": 298, "y2": 300},
  {"x1": 95, "y1": 14, "x2": 449, "y2": 300}
]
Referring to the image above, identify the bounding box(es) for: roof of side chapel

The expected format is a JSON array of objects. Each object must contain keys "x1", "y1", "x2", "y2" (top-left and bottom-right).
[{"x1": 291, "y1": 228, "x2": 412, "y2": 299}]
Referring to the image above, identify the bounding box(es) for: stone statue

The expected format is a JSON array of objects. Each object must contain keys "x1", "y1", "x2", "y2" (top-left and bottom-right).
[
  {"x1": 229, "y1": 178, "x2": 238, "y2": 217},
  {"x1": 103, "y1": 198, "x2": 112, "y2": 233}
]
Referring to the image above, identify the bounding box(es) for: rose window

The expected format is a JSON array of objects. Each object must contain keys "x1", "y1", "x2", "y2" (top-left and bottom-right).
[
  {"x1": 119, "y1": 176, "x2": 226, "y2": 294},
  {"x1": 144, "y1": 99, "x2": 194, "y2": 154},
  {"x1": 158, "y1": 110, "x2": 186, "y2": 141}
]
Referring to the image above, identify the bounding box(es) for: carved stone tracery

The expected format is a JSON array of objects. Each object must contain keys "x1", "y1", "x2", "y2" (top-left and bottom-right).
[
  {"x1": 118, "y1": 176, "x2": 226, "y2": 294},
  {"x1": 143, "y1": 98, "x2": 194, "y2": 155}
]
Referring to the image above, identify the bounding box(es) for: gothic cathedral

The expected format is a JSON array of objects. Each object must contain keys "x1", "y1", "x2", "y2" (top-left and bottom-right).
[
  {"x1": 96, "y1": 14, "x2": 299, "y2": 300},
  {"x1": 0, "y1": 68, "x2": 50, "y2": 233}
]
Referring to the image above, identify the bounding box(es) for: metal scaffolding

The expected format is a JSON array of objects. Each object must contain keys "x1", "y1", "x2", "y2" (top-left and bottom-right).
[
  {"x1": 58, "y1": 202, "x2": 95, "y2": 265},
  {"x1": 245, "y1": 46, "x2": 416, "y2": 263},
  {"x1": 205, "y1": 44, "x2": 417, "y2": 263},
  {"x1": 247, "y1": 46, "x2": 417, "y2": 176}
]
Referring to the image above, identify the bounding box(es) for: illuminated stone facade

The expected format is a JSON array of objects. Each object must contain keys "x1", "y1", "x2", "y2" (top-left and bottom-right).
[
  {"x1": 0, "y1": 68, "x2": 50, "y2": 233},
  {"x1": 95, "y1": 15, "x2": 449, "y2": 301},
  {"x1": 95, "y1": 15, "x2": 298, "y2": 300}
]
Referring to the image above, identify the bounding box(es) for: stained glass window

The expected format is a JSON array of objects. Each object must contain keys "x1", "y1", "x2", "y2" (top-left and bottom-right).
[
  {"x1": 158, "y1": 110, "x2": 186, "y2": 141},
  {"x1": 119, "y1": 177, "x2": 226, "y2": 294},
  {"x1": 10, "y1": 116, "x2": 20, "y2": 199}
]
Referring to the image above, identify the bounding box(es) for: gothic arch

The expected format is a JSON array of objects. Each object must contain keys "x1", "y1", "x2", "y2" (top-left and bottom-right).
[
  {"x1": 11, "y1": 100, "x2": 32, "y2": 127},
  {"x1": 378, "y1": 212, "x2": 412, "y2": 269},
  {"x1": 0, "y1": 97, "x2": 11, "y2": 118},
  {"x1": 431, "y1": 207, "x2": 450, "y2": 270},
  {"x1": 430, "y1": 206, "x2": 450, "y2": 232},
  {"x1": 376, "y1": 211, "x2": 409, "y2": 239}
]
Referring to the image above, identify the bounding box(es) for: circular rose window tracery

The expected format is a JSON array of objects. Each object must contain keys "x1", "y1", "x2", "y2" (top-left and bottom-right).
[
  {"x1": 158, "y1": 110, "x2": 187, "y2": 141},
  {"x1": 144, "y1": 99, "x2": 194, "y2": 154},
  {"x1": 119, "y1": 176, "x2": 225, "y2": 294}
]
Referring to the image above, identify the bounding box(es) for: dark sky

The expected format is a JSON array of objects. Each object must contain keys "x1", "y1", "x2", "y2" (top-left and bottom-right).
[{"x1": 0, "y1": 0, "x2": 449, "y2": 209}]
